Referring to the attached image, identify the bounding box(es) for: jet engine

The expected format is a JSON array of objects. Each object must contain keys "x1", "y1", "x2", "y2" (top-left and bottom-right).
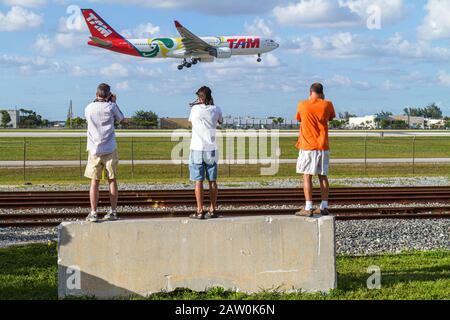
[{"x1": 210, "y1": 47, "x2": 232, "y2": 59}]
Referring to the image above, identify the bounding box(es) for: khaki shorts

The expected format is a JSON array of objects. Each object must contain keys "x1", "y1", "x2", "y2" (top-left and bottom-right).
[
  {"x1": 296, "y1": 150, "x2": 330, "y2": 176},
  {"x1": 84, "y1": 150, "x2": 119, "y2": 180}
]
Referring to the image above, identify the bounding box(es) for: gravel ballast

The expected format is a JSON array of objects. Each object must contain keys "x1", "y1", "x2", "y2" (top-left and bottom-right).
[{"x1": 1, "y1": 215, "x2": 448, "y2": 256}]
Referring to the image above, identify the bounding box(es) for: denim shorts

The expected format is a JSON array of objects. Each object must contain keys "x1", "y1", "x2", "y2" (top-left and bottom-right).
[{"x1": 189, "y1": 150, "x2": 218, "y2": 182}]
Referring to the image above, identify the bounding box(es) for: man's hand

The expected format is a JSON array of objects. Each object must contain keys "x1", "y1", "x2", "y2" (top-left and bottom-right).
[{"x1": 110, "y1": 94, "x2": 117, "y2": 103}]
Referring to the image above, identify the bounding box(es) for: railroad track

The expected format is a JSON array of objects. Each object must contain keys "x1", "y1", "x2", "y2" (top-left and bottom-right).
[
  {"x1": 1, "y1": 187, "x2": 450, "y2": 227},
  {"x1": 2, "y1": 186, "x2": 450, "y2": 209},
  {"x1": 1, "y1": 206, "x2": 449, "y2": 227}
]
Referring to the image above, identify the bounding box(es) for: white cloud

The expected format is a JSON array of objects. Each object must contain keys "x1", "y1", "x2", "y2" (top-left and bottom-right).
[
  {"x1": 89, "y1": 0, "x2": 282, "y2": 14},
  {"x1": 0, "y1": 6, "x2": 43, "y2": 31},
  {"x1": 1, "y1": 0, "x2": 46, "y2": 7},
  {"x1": 326, "y1": 74, "x2": 371, "y2": 90},
  {"x1": 35, "y1": 34, "x2": 54, "y2": 55},
  {"x1": 381, "y1": 79, "x2": 405, "y2": 91},
  {"x1": 273, "y1": 0, "x2": 405, "y2": 28},
  {"x1": 285, "y1": 32, "x2": 450, "y2": 61},
  {"x1": 438, "y1": 71, "x2": 450, "y2": 87},
  {"x1": 100, "y1": 63, "x2": 129, "y2": 78},
  {"x1": 0, "y1": 54, "x2": 65, "y2": 75},
  {"x1": 116, "y1": 81, "x2": 130, "y2": 91},
  {"x1": 121, "y1": 23, "x2": 160, "y2": 38},
  {"x1": 418, "y1": 0, "x2": 450, "y2": 40},
  {"x1": 35, "y1": 31, "x2": 86, "y2": 55},
  {"x1": 245, "y1": 18, "x2": 273, "y2": 37}
]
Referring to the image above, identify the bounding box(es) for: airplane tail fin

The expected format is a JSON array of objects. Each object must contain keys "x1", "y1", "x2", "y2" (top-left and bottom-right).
[{"x1": 81, "y1": 9, "x2": 123, "y2": 40}]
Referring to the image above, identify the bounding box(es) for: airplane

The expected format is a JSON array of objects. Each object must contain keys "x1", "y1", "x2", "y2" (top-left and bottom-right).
[{"x1": 81, "y1": 9, "x2": 280, "y2": 70}]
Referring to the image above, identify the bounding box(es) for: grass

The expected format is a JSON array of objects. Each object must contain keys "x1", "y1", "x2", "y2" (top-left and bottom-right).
[
  {"x1": 1, "y1": 162, "x2": 449, "y2": 186},
  {"x1": 0, "y1": 244, "x2": 448, "y2": 300},
  {"x1": 1, "y1": 136, "x2": 450, "y2": 161}
]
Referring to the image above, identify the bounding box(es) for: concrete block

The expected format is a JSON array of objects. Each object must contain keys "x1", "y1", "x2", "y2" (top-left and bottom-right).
[{"x1": 58, "y1": 216, "x2": 336, "y2": 299}]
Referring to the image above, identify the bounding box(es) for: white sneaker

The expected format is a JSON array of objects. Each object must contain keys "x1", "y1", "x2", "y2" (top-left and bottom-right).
[
  {"x1": 86, "y1": 212, "x2": 98, "y2": 222},
  {"x1": 103, "y1": 210, "x2": 118, "y2": 221}
]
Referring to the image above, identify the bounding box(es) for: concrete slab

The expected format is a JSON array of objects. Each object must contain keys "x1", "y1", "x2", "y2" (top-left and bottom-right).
[{"x1": 58, "y1": 215, "x2": 336, "y2": 299}]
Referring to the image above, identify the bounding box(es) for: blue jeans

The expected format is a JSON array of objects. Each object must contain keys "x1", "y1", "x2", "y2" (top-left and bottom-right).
[{"x1": 189, "y1": 150, "x2": 218, "y2": 182}]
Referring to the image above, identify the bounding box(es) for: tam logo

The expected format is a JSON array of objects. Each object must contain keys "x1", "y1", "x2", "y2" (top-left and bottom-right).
[
  {"x1": 226, "y1": 38, "x2": 260, "y2": 49},
  {"x1": 86, "y1": 13, "x2": 113, "y2": 37}
]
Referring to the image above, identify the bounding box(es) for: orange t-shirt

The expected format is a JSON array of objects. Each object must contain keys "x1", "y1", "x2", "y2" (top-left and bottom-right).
[{"x1": 295, "y1": 99, "x2": 336, "y2": 151}]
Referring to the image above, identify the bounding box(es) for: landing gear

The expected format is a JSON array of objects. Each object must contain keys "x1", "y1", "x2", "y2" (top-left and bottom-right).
[
  {"x1": 177, "y1": 58, "x2": 198, "y2": 70},
  {"x1": 257, "y1": 54, "x2": 262, "y2": 63}
]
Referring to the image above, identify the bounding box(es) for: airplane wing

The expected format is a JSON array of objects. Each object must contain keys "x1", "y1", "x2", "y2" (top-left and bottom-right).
[{"x1": 174, "y1": 21, "x2": 213, "y2": 54}]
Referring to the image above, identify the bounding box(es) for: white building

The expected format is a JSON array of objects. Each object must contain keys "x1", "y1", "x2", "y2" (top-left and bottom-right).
[
  {"x1": 0, "y1": 109, "x2": 20, "y2": 128},
  {"x1": 349, "y1": 115, "x2": 377, "y2": 129},
  {"x1": 427, "y1": 119, "x2": 445, "y2": 128}
]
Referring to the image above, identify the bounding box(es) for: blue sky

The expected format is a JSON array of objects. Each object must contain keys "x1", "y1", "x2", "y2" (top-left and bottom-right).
[{"x1": 1, "y1": 0, "x2": 450, "y2": 121}]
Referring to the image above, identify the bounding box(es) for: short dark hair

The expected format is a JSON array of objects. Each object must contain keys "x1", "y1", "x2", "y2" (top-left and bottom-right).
[
  {"x1": 310, "y1": 83, "x2": 324, "y2": 95},
  {"x1": 97, "y1": 83, "x2": 111, "y2": 99},
  {"x1": 196, "y1": 86, "x2": 214, "y2": 106},
  {"x1": 310, "y1": 83, "x2": 325, "y2": 99}
]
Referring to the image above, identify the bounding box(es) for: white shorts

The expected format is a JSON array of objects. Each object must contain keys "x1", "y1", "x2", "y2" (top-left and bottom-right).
[{"x1": 296, "y1": 150, "x2": 330, "y2": 176}]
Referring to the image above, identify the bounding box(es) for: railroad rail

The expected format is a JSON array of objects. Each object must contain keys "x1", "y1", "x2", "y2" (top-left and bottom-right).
[
  {"x1": 1, "y1": 187, "x2": 450, "y2": 227},
  {"x1": 1, "y1": 207, "x2": 449, "y2": 228}
]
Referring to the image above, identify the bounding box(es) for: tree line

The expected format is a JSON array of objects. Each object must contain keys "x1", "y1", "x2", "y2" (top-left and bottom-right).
[{"x1": 66, "y1": 110, "x2": 159, "y2": 129}]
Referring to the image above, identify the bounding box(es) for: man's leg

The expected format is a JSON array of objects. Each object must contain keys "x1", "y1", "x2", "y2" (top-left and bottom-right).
[
  {"x1": 90, "y1": 179, "x2": 100, "y2": 212},
  {"x1": 195, "y1": 181, "x2": 204, "y2": 213},
  {"x1": 108, "y1": 179, "x2": 118, "y2": 211},
  {"x1": 318, "y1": 175, "x2": 330, "y2": 211},
  {"x1": 303, "y1": 174, "x2": 314, "y2": 210},
  {"x1": 208, "y1": 181, "x2": 218, "y2": 212}
]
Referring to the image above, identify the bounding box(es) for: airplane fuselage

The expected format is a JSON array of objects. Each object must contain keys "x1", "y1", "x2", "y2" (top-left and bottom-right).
[{"x1": 88, "y1": 36, "x2": 278, "y2": 61}]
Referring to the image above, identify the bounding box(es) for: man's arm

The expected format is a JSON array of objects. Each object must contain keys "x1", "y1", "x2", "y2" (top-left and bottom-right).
[
  {"x1": 295, "y1": 103, "x2": 302, "y2": 122},
  {"x1": 112, "y1": 103, "x2": 126, "y2": 123},
  {"x1": 217, "y1": 107, "x2": 223, "y2": 125},
  {"x1": 329, "y1": 102, "x2": 336, "y2": 121}
]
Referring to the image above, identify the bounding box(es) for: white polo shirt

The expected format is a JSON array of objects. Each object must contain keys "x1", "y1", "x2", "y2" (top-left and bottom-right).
[
  {"x1": 85, "y1": 101, "x2": 125, "y2": 155},
  {"x1": 189, "y1": 104, "x2": 223, "y2": 151}
]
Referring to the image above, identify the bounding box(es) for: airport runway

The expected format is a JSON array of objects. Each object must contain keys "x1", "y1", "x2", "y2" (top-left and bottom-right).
[{"x1": 0, "y1": 158, "x2": 449, "y2": 167}]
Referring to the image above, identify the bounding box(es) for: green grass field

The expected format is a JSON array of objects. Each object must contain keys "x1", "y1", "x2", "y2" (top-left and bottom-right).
[
  {"x1": 0, "y1": 135, "x2": 449, "y2": 185},
  {"x1": 1, "y1": 163, "x2": 449, "y2": 185},
  {"x1": 1, "y1": 136, "x2": 450, "y2": 161},
  {"x1": 0, "y1": 244, "x2": 448, "y2": 300}
]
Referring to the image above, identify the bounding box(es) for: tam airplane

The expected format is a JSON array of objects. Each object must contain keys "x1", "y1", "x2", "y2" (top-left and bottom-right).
[{"x1": 81, "y1": 9, "x2": 280, "y2": 70}]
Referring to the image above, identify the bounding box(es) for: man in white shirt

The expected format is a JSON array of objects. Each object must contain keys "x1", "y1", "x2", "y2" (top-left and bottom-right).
[
  {"x1": 84, "y1": 83, "x2": 125, "y2": 222},
  {"x1": 188, "y1": 86, "x2": 223, "y2": 219}
]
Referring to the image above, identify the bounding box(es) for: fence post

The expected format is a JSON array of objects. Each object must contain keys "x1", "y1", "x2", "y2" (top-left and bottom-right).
[
  {"x1": 131, "y1": 137, "x2": 134, "y2": 179},
  {"x1": 180, "y1": 145, "x2": 183, "y2": 178},
  {"x1": 227, "y1": 138, "x2": 231, "y2": 177},
  {"x1": 412, "y1": 136, "x2": 416, "y2": 174},
  {"x1": 23, "y1": 137, "x2": 26, "y2": 183},
  {"x1": 79, "y1": 136, "x2": 82, "y2": 178},
  {"x1": 364, "y1": 135, "x2": 368, "y2": 175}
]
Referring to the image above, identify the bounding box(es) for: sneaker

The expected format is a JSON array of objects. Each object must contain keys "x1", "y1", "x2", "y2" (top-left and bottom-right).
[
  {"x1": 86, "y1": 212, "x2": 98, "y2": 222},
  {"x1": 295, "y1": 208, "x2": 314, "y2": 217},
  {"x1": 103, "y1": 211, "x2": 119, "y2": 221},
  {"x1": 313, "y1": 208, "x2": 330, "y2": 216}
]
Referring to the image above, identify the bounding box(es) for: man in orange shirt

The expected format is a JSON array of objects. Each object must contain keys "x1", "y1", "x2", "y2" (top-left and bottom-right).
[{"x1": 295, "y1": 83, "x2": 336, "y2": 217}]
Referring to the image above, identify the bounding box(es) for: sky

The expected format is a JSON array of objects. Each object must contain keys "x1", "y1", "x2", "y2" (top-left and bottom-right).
[{"x1": 1, "y1": 0, "x2": 450, "y2": 121}]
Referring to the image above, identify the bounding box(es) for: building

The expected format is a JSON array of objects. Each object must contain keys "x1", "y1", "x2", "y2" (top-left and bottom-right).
[
  {"x1": 349, "y1": 115, "x2": 377, "y2": 129},
  {"x1": 391, "y1": 115, "x2": 425, "y2": 129},
  {"x1": 426, "y1": 119, "x2": 445, "y2": 128},
  {"x1": 0, "y1": 109, "x2": 20, "y2": 128},
  {"x1": 221, "y1": 116, "x2": 299, "y2": 129}
]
